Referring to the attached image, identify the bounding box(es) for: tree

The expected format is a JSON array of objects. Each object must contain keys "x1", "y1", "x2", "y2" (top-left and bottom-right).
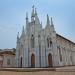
[{"x1": 12, "y1": 48, "x2": 16, "y2": 52}]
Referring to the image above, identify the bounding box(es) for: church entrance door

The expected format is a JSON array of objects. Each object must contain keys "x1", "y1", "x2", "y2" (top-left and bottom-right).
[
  {"x1": 20, "y1": 57, "x2": 22, "y2": 68},
  {"x1": 31, "y1": 54, "x2": 35, "y2": 68},
  {"x1": 48, "y1": 53, "x2": 52, "y2": 67}
]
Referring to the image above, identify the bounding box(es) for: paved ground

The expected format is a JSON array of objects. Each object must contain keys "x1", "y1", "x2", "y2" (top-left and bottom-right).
[
  {"x1": 56, "y1": 66, "x2": 75, "y2": 72},
  {"x1": 0, "y1": 66, "x2": 75, "y2": 75},
  {"x1": 0, "y1": 71, "x2": 75, "y2": 75}
]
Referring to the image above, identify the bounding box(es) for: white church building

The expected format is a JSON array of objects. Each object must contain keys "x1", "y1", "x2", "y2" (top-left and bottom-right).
[{"x1": 15, "y1": 6, "x2": 75, "y2": 68}]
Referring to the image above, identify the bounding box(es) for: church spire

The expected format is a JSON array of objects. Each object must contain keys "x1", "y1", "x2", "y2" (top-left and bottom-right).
[
  {"x1": 17, "y1": 32, "x2": 19, "y2": 39},
  {"x1": 22, "y1": 26, "x2": 25, "y2": 34},
  {"x1": 35, "y1": 8, "x2": 40, "y2": 25},
  {"x1": 35, "y1": 8, "x2": 37, "y2": 15},
  {"x1": 31, "y1": 5, "x2": 35, "y2": 17},
  {"x1": 50, "y1": 17, "x2": 55, "y2": 32},
  {"x1": 51, "y1": 17, "x2": 53, "y2": 25},
  {"x1": 46, "y1": 14, "x2": 50, "y2": 26},
  {"x1": 31, "y1": 5, "x2": 35, "y2": 22},
  {"x1": 26, "y1": 12, "x2": 28, "y2": 25},
  {"x1": 26, "y1": 12, "x2": 28, "y2": 20},
  {"x1": 21, "y1": 26, "x2": 25, "y2": 38},
  {"x1": 26, "y1": 12, "x2": 29, "y2": 33},
  {"x1": 40, "y1": 21, "x2": 42, "y2": 28},
  {"x1": 17, "y1": 32, "x2": 19, "y2": 43}
]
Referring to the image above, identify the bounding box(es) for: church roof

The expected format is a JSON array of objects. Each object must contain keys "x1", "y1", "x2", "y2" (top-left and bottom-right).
[{"x1": 56, "y1": 33, "x2": 75, "y2": 45}]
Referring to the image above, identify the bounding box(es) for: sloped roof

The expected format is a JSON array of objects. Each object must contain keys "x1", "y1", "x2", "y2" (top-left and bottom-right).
[{"x1": 56, "y1": 33, "x2": 75, "y2": 45}]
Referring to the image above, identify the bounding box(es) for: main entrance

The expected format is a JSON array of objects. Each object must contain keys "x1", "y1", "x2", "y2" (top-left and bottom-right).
[
  {"x1": 48, "y1": 53, "x2": 52, "y2": 67},
  {"x1": 31, "y1": 54, "x2": 35, "y2": 68}
]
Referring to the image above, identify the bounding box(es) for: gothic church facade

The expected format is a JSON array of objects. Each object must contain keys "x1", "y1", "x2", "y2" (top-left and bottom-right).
[{"x1": 16, "y1": 6, "x2": 75, "y2": 68}]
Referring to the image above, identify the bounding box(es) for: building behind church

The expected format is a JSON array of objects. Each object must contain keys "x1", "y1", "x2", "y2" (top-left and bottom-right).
[
  {"x1": 15, "y1": 6, "x2": 75, "y2": 68},
  {"x1": 0, "y1": 49, "x2": 15, "y2": 68}
]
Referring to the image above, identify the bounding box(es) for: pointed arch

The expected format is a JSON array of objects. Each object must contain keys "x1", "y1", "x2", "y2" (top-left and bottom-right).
[
  {"x1": 31, "y1": 53, "x2": 35, "y2": 68},
  {"x1": 47, "y1": 37, "x2": 53, "y2": 48},
  {"x1": 48, "y1": 53, "x2": 53, "y2": 67},
  {"x1": 50, "y1": 38, "x2": 52, "y2": 47},
  {"x1": 20, "y1": 57, "x2": 22, "y2": 68},
  {"x1": 31, "y1": 35, "x2": 34, "y2": 48}
]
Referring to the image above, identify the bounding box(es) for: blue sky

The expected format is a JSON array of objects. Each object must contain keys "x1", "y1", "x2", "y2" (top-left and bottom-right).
[{"x1": 0, "y1": 0, "x2": 75, "y2": 49}]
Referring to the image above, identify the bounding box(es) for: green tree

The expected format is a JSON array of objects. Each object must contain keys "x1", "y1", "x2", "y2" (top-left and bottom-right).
[{"x1": 12, "y1": 48, "x2": 16, "y2": 52}]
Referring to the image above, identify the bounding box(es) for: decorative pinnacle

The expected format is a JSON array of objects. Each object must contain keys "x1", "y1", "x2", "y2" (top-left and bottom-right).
[
  {"x1": 26, "y1": 12, "x2": 28, "y2": 19},
  {"x1": 32, "y1": 5, "x2": 34, "y2": 9},
  {"x1": 35, "y1": 8, "x2": 37, "y2": 15},
  {"x1": 22, "y1": 26, "x2": 24, "y2": 33},
  {"x1": 47, "y1": 14, "x2": 50, "y2": 25},
  {"x1": 31, "y1": 5, "x2": 35, "y2": 17},
  {"x1": 51, "y1": 17, "x2": 53, "y2": 25},
  {"x1": 17, "y1": 32, "x2": 19, "y2": 39}
]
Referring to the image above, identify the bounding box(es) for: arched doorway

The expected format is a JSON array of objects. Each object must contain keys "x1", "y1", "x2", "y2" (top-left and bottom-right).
[
  {"x1": 31, "y1": 54, "x2": 35, "y2": 68},
  {"x1": 20, "y1": 57, "x2": 22, "y2": 68},
  {"x1": 48, "y1": 53, "x2": 52, "y2": 67}
]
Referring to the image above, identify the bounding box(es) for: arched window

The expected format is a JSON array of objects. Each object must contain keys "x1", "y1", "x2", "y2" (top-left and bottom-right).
[
  {"x1": 47, "y1": 37, "x2": 49, "y2": 48},
  {"x1": 50, "y1": 41, "x2": 52, "y2": 47},
  {"x1": 31, "y1": 35, "x2": 34, "y2": 48},
  {"x1": 47, "y1": 37, "x2": 52, "y2": 48},
  {"x1": 50, "y1": 38, "x2": 52, "y2": 47}
]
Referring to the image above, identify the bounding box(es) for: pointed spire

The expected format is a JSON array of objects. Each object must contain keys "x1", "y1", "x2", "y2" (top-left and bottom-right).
[
  {"x1": 31, "y1": 5, "x2": 35, "y2": 22},
  {"x1": 35, "y1": 8, "x2": 40, "y2": 25},
  {"x1": 21, "y1": 26, "x2": 25, "y2": 38},
  {"x1": 26, "y1": 12, "x2": 28, "y2": 19},
  {"x1": 22, "y1": 26, "x2": 24, "y2": 34},
  {"x1": 17, "y1": 32, "x2": 19, "y2": 39},
  {"x1": 35, "y1": 8, "x2": 37, "y2": 15},
  {"x1": 47, "y1": 14, "x2": 50, "y2": 26},
  {"x1": 17, "y1": 32, "x2": 19, "y2": 43},
  {"x1": 31, "y1": 5, "x2": 35, "y2": 17},
  {"x1": 40, "y1": 21, "x2": 42, "y2": 28},
  {"x1": 26, "y1": 12, "x2": 29, "y2": 25},
  {"x1": 50, "y1": 17, "x2": 55, "y2": 32},
  {"x1": 51, "y1": 17, "x2": 53, "y2": 25}
]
